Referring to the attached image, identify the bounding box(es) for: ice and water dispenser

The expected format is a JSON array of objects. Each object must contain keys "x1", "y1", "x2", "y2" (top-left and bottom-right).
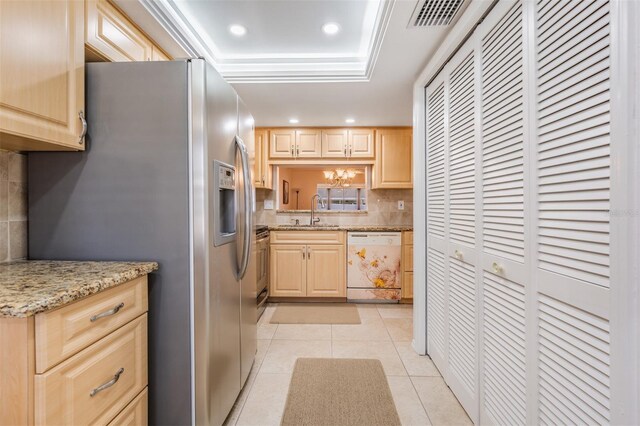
[{"x1": 213, "y1": 160, "x2": 236, "y2": 246}]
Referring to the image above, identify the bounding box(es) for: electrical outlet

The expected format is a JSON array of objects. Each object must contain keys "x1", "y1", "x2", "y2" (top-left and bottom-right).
[
  {"x1": 264, "y1": 200, "x2": 274, "y2": 210},
  {"x1": 398, "y1": 200, "x2": 405, "y2": 210}
]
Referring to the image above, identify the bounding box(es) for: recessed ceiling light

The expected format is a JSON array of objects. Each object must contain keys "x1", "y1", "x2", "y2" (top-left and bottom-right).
[
  {"x1": 289, "y1": 118, "x2": 299, "y2": 124},
  {"x1": 345, "y1": 118, "x2": 355, "y2": 124},
  {"x1": 322, "y1": 22, "x2": 340, "y2": 35},
  {"x1": 229, "y1": 24, "x2": 247, "y2": 36}
]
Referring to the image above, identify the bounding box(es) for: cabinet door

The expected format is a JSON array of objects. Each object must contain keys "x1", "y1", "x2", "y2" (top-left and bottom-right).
[
  {"x1": 348, "y1": 129, "x2": 374, "y2": 158},
  {"x1": 306, "y1": 244, "x2": 345, "y2": 297},
  {"x1": 85, "y1": 0, "x2": 154, "y2": 62},
  {"x1": 321, "y1": 129, "x2": 348, "y2": 157},
  {"x1": 269, "y1": 129, "x2": 295, "y2": 158},
  {"x1": 295, "y1": 129, "x2": 322, "y2": 158},
  {"x1": 151, "y1": 46, "x2": 170, "y2": 61},
  {"x1": 254, "y1": 129, "x2": 267, "y2": 188},
  {"x1": 270, "y1": 245, "x2": 306, "y2": 297},
  {"x1": 373, "y1": 128, "x2": 413, "y2": 188},
  {"x1": 402, "y1": 272, "x2": 413, "y2": 299},
  {"x1": 0, "y1": 0, "x2": 85, "y2": 151}
]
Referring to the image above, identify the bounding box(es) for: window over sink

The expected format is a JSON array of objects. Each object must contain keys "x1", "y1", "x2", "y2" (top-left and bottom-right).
[{"x1": 276, "y1": 166, "x2": 368, "y2": 212}]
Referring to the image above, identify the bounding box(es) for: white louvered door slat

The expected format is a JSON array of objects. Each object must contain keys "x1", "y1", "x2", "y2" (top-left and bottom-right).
[{"x1": 534, "y1": 0, "x2": 612, "y2": 424}]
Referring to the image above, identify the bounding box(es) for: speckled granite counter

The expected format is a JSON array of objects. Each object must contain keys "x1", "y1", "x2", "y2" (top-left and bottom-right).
[
  {"x1": 268, "y1": 225, "x2": 413, "y2": 232},
  {"x1": 0, "y1": 261, "x2": 158, "y2": 318}
]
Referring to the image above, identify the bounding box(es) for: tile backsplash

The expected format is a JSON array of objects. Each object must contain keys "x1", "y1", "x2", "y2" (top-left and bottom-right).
[
  {"x1": 0, "y1": 150, "x2": 27, "y2": 262},
  {"x1": 256, "y1": 188, "x2": 413, "y2": 227}
]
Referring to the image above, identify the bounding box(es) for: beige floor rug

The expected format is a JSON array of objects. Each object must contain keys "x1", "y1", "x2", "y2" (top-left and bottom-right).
[
  {"x1": 270, "y1": 303, "x2": 361, "y2": 324},
  {"x1": 282, "y1": 358, "x2": 401, "y2": 426}
]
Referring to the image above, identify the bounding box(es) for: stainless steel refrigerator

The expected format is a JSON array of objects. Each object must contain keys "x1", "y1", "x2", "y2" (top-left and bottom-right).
[{"x1": 28, "y1": 59, "x2": 257, "y2": 426}]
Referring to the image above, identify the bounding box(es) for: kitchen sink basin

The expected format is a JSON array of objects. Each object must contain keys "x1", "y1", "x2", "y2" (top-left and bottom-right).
[{"x1": 274, "y1": 224, "x2": 340, "y2": 228}]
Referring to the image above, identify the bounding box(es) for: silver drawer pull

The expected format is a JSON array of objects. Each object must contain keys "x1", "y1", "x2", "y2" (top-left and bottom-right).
[
  {"x1": 90, "y1": 302, "x2": 125, "y2": 322},
  {"x1": 90, "y1": 368, "x2": 124, "y2": 397}
]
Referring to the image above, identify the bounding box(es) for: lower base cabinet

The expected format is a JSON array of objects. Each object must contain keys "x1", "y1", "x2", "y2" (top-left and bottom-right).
[
  {"x1": 402, "y1": 231, "x2": 414, "y2": 299},
  {"x1": 270, "y1": 232, "x2": 346, "y2": 298},
  {"x1": 0, "y1": 276, "x2": 149, "y2": 426},
  {"x1": 306, "y1": 244, "x2": 345, "y2": 297}
]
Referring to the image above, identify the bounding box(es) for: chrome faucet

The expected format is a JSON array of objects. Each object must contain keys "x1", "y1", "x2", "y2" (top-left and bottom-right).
[{"x1": 310, "y1": 193, "x2": 325, "y2": 225}]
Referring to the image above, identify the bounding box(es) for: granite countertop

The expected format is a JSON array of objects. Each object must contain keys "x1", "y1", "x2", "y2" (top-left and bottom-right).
[
  {"x1": 0, "y1": 260, "x2": 158, "y2": 318},
  {"x1": 268, "y1": 225, "x2": 413, "y2": 232}
]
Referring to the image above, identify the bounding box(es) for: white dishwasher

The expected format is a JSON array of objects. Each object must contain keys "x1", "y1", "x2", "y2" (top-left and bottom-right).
[{"x1": 347, "y1": 232, "x2": 402, "y2": 302}]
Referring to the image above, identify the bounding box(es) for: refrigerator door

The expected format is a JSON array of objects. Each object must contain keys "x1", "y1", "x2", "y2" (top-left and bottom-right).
[
  {"x1": 237, "y1": 98, "x2": 257, "y2": 386},
  {"x1": 192, "y1": 59, "x2": 243, "y2": 426}
]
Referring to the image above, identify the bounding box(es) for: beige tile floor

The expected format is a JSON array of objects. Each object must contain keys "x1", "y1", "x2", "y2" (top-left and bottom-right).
[{"x1": 224, "y1": 303, "x2": 472, "y2": 426}]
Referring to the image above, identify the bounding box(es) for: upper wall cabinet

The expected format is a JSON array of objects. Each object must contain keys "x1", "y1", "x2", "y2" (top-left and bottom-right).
[
  {"x1": 254, "y1": 128, "x2": 273, "y2": 189},
  {"x1": 151, "y1": 46, "x2": 170, "y2": 61},
  {"x1": 295, "y1": 129, "x2": 322, "y2": 158},
  {"x1": 0, "y1": 0, "x2": 85, "y2": 151},
  {"x1": 348, "y1": 128, "x2": 375, "y2": 158},
  {"x1": 269, "y1": 129, "x2": 296, "y2": 158},
  {"x1": 269, "y1": 128, "x2": 322, "y2": 158},
  {"x1": 321, "y1": 129, "x2": 374, "y2": 158},
  {"x1": 86, "y1": 0, "x2": 154, "y2": 62},
  {"x1": 372, "y1": 128, "x2": 412, "y2": 189}
]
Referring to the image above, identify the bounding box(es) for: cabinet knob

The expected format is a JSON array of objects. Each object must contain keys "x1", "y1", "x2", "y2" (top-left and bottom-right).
[
  {"x1": 454, "y1": 250, "x2": 463, "y2": 260},
  {"x1": 492, "y1": 262, "x2": 504, "y2": 275}
]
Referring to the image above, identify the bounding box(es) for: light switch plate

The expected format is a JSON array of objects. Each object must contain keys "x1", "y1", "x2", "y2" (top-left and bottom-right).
[
  {"x1": 264, "y1": 200, "x2": 274, "y2": 210},
  {"x1": 398, "y1": 200, "x2": 405, "y2": 210}
]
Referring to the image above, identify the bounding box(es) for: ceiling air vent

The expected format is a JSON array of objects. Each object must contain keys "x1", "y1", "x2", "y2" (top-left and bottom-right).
[{"x1": 409, "y1": 0, "x2": 465, "y2": 26}]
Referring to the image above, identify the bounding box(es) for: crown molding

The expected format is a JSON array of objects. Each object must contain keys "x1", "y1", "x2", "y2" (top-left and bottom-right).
[{"x1": 140, "y1": 0, "x2": 395, "y2": 83}]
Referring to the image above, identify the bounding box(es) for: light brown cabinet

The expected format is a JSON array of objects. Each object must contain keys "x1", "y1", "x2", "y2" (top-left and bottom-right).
[
  {"x1": 270, "y1": 231, "x2": 346, "y2": 298},
  {"x1": 402, "y1": 231, "x2": 413, "y2": 300},
  {"x1": 321, "y1": 129, "x2": 349, "y2": 157},
  {"x1": 373, "y1": 128, "x2": 413, "y2": 189},
  {"x1": 0, "y1": 0, "x2": 85, "y2": 151},
  {"x1": 86, "y1": 0, "x2": 154, "y2": 62},
  {"x1": 348, "y1": 128, "x2": 375, "y2": 158},
  {"x1": 306, "y1": 244, "x2": 346, "y2": 297},
  {"x1": 270, "y1": 244, "x2": 307, "y2": 297},
  {"x1": 295, "y1": 129, "x2": 322, "y2": 157},
  {"x1": 86, "y1": 0, "x2": 171, "y2": 63},
  {"x1": 0, "y1": 276, "x2": 149, "y2": 426},
  {"x1": 269, "y1": 129, "x2": 297, "y2": 158},
  {"x1": 254, "y1": 128, "x2": 273, "y2": 189},
  {"x1": 151, "y1": 46, "x2": 170, "y2": 61},
  {"x1": 321, "y1": 129, "x2": 374, "y2": 159}
]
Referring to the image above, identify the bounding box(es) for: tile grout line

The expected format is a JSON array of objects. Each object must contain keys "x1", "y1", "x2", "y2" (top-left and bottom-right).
[{"x1": 408, "y1": 375, "x2": 435, "y2": 426}]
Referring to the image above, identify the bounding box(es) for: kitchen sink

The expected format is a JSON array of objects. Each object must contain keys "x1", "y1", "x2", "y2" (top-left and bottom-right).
[{"x1": 274, "y1": 224, "x2": 340, "y2": 228}]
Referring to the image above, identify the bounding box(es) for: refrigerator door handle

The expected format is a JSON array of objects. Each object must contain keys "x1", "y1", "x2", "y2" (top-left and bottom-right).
[{"x1": 235, "y1": 135, "x2": 253, "y2": 279}]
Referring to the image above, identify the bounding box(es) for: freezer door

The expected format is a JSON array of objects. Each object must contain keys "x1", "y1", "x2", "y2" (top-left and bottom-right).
[
  {"x1": 192, "y1": 59, "x2": 243, "y2": 426},
  {"x1": 237, "y1": 97, "x2": 257, "y2": 386}
]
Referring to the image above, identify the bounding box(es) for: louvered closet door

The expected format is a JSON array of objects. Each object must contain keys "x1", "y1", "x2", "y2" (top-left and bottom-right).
[
  {"x1": 426, "y1": 72, "x2": 449, "y2": 371},
  {"x1": 444, "y1": 42, "x2": 480, "y2": 424},
  {"x1": 534, "y1": 0, "x2": 612, "y2": 423},
  {"x1": 478, "y1": 1, "x2": 529, "y2": 424}
]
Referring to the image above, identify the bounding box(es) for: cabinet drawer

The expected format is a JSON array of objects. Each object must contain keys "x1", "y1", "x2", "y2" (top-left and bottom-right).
[
  {"x1": 35, "y1": 314, "x2": 147, "y2": 426},
  {"x1": 108, "y1": 387, "x2": 148, "y2": 426},
  {"x1": 35, "y1": 276, "x2": 148, "y2": 373},
  {"x1": 404, "y1": 245, "x2": 414, "y2": 272},
  {"x1": 271, "y1": 231, "x2": 345, "y2": 245}
]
